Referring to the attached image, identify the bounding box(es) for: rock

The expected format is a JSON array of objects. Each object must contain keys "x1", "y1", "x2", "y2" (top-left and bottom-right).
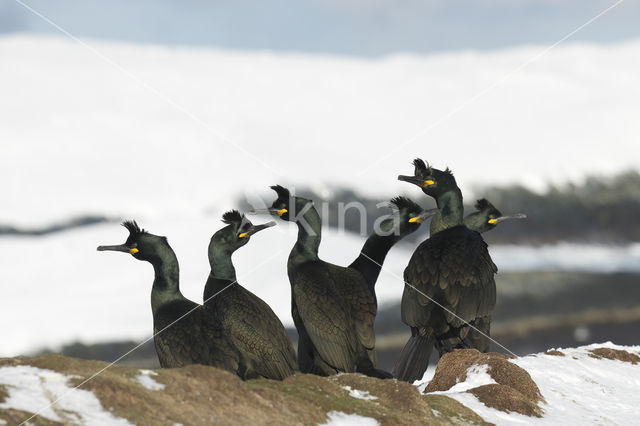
[
  {"x1": 424, "y1": 349, "x2": 544, "y2": 417},
  {"x1": 0, "y1": 355, "x2": 489, "y2": 426},
  {"x1": 588, "y1": 348, "x2": 640, "y2": 364}
]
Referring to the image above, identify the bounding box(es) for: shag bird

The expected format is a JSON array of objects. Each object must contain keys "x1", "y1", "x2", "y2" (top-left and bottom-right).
[
  {"x1": 393, "y1": 160, "x2": 498, "y2": 383},
  {"x1": 461, "y1": 198, "x2": 526, "y2": 351},
  {"x1": 349, "y1": 196, "x2": 437, "y2": 299},
  {"x1": 251, "y1": 187, "x2": 435, "y2": 377},
  {"x1": 464, "y1": 198, "x2": 526, "y2": 234},
  {"x1": 97, "y1": 221, "x2": 239, "y2": 372},
  {"x1": 203, "y1": 210, "x2": 297, "y2": 380}
]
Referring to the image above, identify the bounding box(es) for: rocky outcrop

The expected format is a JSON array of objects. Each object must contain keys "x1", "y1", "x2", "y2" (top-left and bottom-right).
[
  {"x1": 0, "y1": 355, "x2": 488, "y2": 425},
  {"x1": 425, "y1": 349, "x2": 544, "y2": 417}
]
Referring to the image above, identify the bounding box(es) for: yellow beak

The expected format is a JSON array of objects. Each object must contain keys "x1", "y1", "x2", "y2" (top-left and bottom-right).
[
  {"x1": 408, "y1": 217, "x2": 421, "y2": 223},
  {"x1": 276, "y1": 208, "x2": 288, "y2": 216},
  {"x1": 422, "y1": 180, "x2": 435, "y2": 187},
  {"x1": 129, "y1": 248, "x2": 139, "y2": 254},
  {"x1": 487, "y1": 218, "x2": 498, "y2": 225},
  {"x1": 238, "y1": 232, "x2": 248, "y2": 238}
]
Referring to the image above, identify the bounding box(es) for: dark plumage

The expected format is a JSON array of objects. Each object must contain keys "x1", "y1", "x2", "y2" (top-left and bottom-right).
[
  {"x1": 462, "y1": 199, "x2": 526, "y2": 351},
  {"x1": 203, "y1": 210, "x2": 296, "y2": 380},
  {"x1": 464, "y1": 198, "x2": 527, "y2": 234},
  {"x1": 97, "y1": 221, "x2": 239, "y2": 372},
  {"x1": 251, "y1": 187, "x2": 434, "y2": 378},
  {"x1": 349, "y1": 196, "x2": 437, "y2": 298},
  {"x1": 393, "y1": 161, "x2": 498, "y2": 383}
]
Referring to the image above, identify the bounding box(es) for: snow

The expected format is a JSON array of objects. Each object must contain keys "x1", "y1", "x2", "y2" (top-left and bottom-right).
[
  {"x1": 1, "y1": 35, "x2": 639, "y2": 226},
  {"x1": 320, "y1": 411, "x2": 380, "y2": 426},
  {"x1": 0, "y1": 365, "x2": 132, "y2": 425},
  {"x1": 342, "y1": 386, "x2": 378, "y2": 401},
  {"x1": 0, "y1": 34, "x2": 639, "y2": 356},
  {"x1": 133, "y1": 369, "x2": 165, "y2": 391},
  {"x1": 424, "y1": 342, "x2": 640, "y2": 425},
  {"x1": 433, "y1": 364, "x2": 497, "y2": 394}
]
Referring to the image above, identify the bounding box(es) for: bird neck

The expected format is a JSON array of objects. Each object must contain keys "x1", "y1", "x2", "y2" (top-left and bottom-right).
[
  {"x1": 204, "y1": 248, "x2": 238, "y2": 299},
  {"x1": 349, "y1": 222, "x2": 401, "y2": 291},
  {"x1": 149, "y1": 249, "x2": 186, "y2": 314},
  {"x1": 290, "y1": 204, "x2": 322, "y2": 265},
  {"x1": 430, "y1": 188, "x2": 464, "y2": 234}
]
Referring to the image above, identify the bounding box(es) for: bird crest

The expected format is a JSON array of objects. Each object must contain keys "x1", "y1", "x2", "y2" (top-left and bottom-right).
[
  {"x1": 221, "y1": 209, "x2": 245, "y2": 225},
  {"x1": 474, "y1": 198, "x2": 495, "y2": 211},
  {"x1": 270, "y1": 184, "x2": 291, "y2": 200},
  {"x1": 389, "y1": 196, "x2": 421, "y2": 212},
  {"x1": 121, "y1": 220, "x2": 146, "y2": 236}
]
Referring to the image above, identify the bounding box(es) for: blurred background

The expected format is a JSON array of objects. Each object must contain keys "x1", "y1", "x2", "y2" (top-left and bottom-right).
[{"x1": 1, "y1": 0, "x2": 639, "y2": 371}]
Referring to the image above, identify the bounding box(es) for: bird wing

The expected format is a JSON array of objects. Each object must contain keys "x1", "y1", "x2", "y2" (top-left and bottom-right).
[
  {"x1": 153, "y1": 301, "x2": 239, "y2": 373},
  {"x1": 290, "y1": 262, "x2": 359, "y2": 372},
  {"x1": 212, "y1": 286, "x2": 296, "y2": 380},
  {"x1": 402, "y1": 226, "x2": 497, "y2": 333},
  {"x1": 326, "y1": 263, "x2": 377, "y2": 354}
]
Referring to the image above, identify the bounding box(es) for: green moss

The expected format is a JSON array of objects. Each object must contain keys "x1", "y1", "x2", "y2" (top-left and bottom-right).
[
  {"x1": 424, "y1": 394, "x2": 492, "y2": 425},
  {"x1": 0, "y1": 384, "x2": 8, "y2": 403}
]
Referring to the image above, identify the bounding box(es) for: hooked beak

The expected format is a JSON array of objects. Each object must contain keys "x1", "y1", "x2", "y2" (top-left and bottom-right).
[
  {"x1": 408, "y1": 208, "x2": 439, "y2": 224},
  {"x1": 494, "y1": 213, "x2": 527, "y2": 223},
  {"x1": 238, "y1": 221, "x2": 276, "y2": 238},
  {"x1": 97, "y1": 244, "x2": 138, "y2": 255},
  {"x1": 398, "y1": 175, "x2": 435, "y2": 188},
  {"x1": 248, "y1": 208, "x2": 288, "y2": 217}
]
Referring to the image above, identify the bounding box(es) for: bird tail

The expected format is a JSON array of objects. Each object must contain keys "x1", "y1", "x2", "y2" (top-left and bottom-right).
[{"x1": 392, "y1": 330, "x2": 434, "y2": 383}]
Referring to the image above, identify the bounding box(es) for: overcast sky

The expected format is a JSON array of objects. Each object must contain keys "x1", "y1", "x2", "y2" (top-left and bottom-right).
[{"x1": 1, "y1": 0, "x2": 638, "y2": 55}]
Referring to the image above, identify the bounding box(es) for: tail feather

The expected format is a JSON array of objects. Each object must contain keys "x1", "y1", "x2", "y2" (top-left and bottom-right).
[{"x1": 392, "y1": 332, "x2": 434, "y2": 383}]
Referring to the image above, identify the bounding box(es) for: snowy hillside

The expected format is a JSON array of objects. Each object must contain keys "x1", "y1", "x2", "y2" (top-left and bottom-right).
[
  {"x1": 1, "y1": 35, "x2": 640, "y2": 357},
  {"x1": 1, "y1": 35, "x2": 639, "y2": 225},
  {"x1": 0, "y1": 343, "x2": 638, "y2": 425}
]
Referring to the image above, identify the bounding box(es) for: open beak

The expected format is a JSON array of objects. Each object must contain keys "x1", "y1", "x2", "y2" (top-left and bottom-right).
[
  {"x1": 495, "y1": 213, "x2": 527, "y2": 223},
  {"x1": 248, "y1": 208, "x2": 288, "y2": 217},
  {"x1": 238, "y1": 221, "x2": 276, "y2": 238},
  {"x1": 408, "y1": 208, "x2": 439, "y2": 224},
  {"x1": 398, "y1": 175, "x2": 435, "y2": 188},
  {"x1": 97, "y1": 243, "x2": 137, "y2": 254}
]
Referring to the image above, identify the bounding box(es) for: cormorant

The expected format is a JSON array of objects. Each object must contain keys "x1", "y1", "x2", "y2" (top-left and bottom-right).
[
  {"x1": 251, "y1": 187, "x2": 435, "y2": 377},
  {"x1": 464, "y1": 198, "x2": 526, "y2": 234},
  {"x1": 461, "y1": 198, "x2": 526, "y2": 351},
  {"x1": 204, "y1": 210, "x2": 297, "y2": 380},
  {"x1": 393, "y1": 160, "x2": 498, "y2": 383},
  {"x1": 349, "y1": 196, "x2": 437, "y2": 299},
  {"x1": 97, "y1": 221, "x2": 239, "y2": 372}
]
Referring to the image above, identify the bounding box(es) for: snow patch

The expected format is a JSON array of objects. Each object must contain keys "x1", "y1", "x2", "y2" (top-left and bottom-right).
[
  {"x1": 342, "y1": 385, "x2": 378, "y2": 401},
  {"x1": 423, "y1": 343, "x2": 640, "y2": 425},
  {"x1": 0, "y1": 365, "x2": 132, "y2": 425},
  {"x1": 133, "y1": 369, "x2": 165, "y2": 391},
  {"x1": 320, "y1": 411, "x2": 380, "y2": 426}
]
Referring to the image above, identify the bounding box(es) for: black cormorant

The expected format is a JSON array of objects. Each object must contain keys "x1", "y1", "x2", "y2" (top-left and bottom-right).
[
  {"x1": 251, "y1": 186, "x2": 435, "y2": 377},
  {"x1": 461, "y1": 198, "x2": 526, "y2": 351},
  {"x1": 393, "y1": 160, "x2": 498, "y2": 383},
  {"x1": 204, "y1": 210, "x2": 297, "y2": 380},
  {"x1": 464, "y1": 198, "x2": 526, "y2": 234},
  {"x1": 349, "y1": 196, "x2": 437, "y2": 299},
  {"x1": 97, "y1": 221, "x2": 239, "y2": 372}
]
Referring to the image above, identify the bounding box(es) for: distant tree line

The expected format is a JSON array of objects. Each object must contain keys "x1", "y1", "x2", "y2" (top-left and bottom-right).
[{"x1": 239, "y1": 170, "x2": 640, "y2": 245}]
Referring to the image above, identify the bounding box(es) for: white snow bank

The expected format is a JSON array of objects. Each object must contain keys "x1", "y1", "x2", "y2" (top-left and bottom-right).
[
  {"x1": 320, "y1": 411, "x2": 380, "y2": 426},
  {"x1": 1, "y1": 35, "x2": 640, "y2": 226},
  {"x1": 133, "y1": 369, "x2": 165, "y2": 391},
  {"x1": 424, "y1": 342, "x2": 640, "y2": 425},
  {"x1": 342, "y1": 385, "x2": 378, "y2": 401},
  {"x1": 0, "y1": 365, "x2": 132, "y2": 424}
]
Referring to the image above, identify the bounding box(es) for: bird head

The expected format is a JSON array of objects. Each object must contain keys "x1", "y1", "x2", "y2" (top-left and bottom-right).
[
  {"x1": 464, "y1": 198, "x2": 527, "y2": 233},
  {"x1": 249, "y1": 185, "x2": 313, "y2": 223},
  {"x1": 210, "y1": 210, "x2": 275, "y2": 251},
  {"x1": 384, "y1": 196, "x2": 438, "y2": 236},
  {"x1": 97, "y1": 220, "x2": 169, "y2": 263},
  {"x1": 398, "y1": 159, "x2": 457, "y2": 197}
]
